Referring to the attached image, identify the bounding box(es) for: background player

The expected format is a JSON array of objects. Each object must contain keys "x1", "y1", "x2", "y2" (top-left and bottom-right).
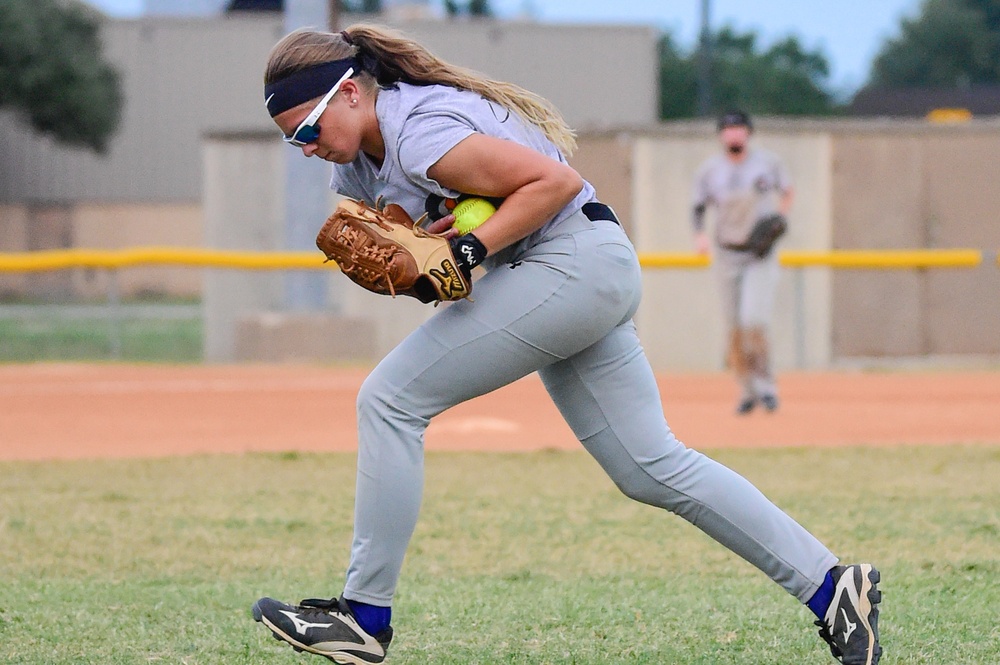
[
  {"x1": 251, "y1": 25, "x2": 881, "y2": 665},
  {"x1": 692, "y1": 110, "x2": 793, "y2": 414}
]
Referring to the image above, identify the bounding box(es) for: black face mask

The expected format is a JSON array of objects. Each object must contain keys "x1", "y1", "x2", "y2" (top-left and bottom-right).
[{"x1": 727, "y1": 144, "x2": 745, "y2": 155}]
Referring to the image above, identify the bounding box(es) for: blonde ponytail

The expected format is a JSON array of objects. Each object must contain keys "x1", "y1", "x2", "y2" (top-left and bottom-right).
[{"x1": 266, "y1": 24, "x2": 577, "y2": 155}]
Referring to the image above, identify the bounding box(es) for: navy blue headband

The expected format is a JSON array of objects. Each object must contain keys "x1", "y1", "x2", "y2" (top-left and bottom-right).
[{"x1": 264, "y1": 57, "x2": 358, "y2": 117}]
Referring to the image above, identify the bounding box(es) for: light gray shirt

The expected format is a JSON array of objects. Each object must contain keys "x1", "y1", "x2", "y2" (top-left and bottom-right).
[
  {"x1": 329, "y1": 83, "x2": 596, "y2": 267},
  {"x1": 692, "y1": 148, "x2": 791, "y2": 247}
]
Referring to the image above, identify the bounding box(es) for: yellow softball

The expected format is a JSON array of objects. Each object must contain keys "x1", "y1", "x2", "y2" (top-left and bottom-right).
[{"x1": 452, "y1": 197, "x2": 496, "y2": 235}]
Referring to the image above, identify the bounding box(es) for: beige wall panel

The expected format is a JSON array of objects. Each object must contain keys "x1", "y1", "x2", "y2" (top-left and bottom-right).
[
  {"x1": 830, "y1": 135, "x2": 926, "y2": 356},
  {"x1": 339, "y1": 282, "x2": 436, "y2": 360},
  {"x1": 234, "y1": 313, "x2": 378, "y2": 363},
  {"x1": 831, "y1": 134, "x2": 925, "y2": 249},
  {"x1": 202, "y1": 135, "x2": 286, "y2": 361},
  {"x1": 570, "y1": 135, "x2": 636, "y2": 233},
  {"x1": 832, "y1": 271, "x2": 925, "y2": 356},
  {"x1": 633, "y1": 136, "x2": 722, "y2": 371},
  {"x1": 921, "y1": 135, "x2": 1000, "y2": 353},
  {"x1": 0, "y1": 206, "x2": 30, "y2": 296},
  {"x1": 395, "y1": 21, "x2": 658, "y2": 131},
  {"x1": 760, "y1": 133, "x2": 835, "y2": 369},
  {"x1": 926, "y1": 269, "x2": 1000, "y2": 353},
  {"x1": 921, "y1": 133, "x2": 1000, "y2": 245},
  {"x1": 71, "y1": 204, "x2": 205, "y2": 299},
  {"x1": 23, "y1": 206, "x2": 75, "y2": 299}
]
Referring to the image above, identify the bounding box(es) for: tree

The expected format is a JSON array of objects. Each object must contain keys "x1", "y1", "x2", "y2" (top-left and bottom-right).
[
  {"x1": 0, "y1": 0, "x2": 122, "y2": 152},
  {"x1": 341, "y1": 0, "x2": 382, "y2": 13},
  {"x1": 658, "y1": 34, "x2": 699, "y2": 119},
  {"x1": 869, "y1": 0, "x2": 996, "y2": 86},
  {"x1": 444, "y1": 0, "x2": 493, "y2": 17},
  {"x1": 659, "y1": 26, "x2": 837, "y2": 120}
]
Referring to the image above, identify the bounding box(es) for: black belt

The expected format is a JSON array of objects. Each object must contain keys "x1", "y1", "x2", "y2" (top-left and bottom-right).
[{"x1": 581, "y1": 202, "x2": 620, "y2": 225}]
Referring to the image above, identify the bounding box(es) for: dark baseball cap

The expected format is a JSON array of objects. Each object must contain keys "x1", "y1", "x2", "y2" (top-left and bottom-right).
[{"x1": 717, "y1": 110, "x2": 753, "y2": 131}]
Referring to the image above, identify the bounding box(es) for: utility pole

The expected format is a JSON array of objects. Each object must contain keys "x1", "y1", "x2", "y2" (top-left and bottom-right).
[
  {"x1": 282, "y1": 0, "x2": 336, "y2": 311},
  {"x1": 328, "y1": 0, "x2": 340, "y2": 30},
  {"x1": 697, "y1": 0, "x2": 712, "y2": 117}
]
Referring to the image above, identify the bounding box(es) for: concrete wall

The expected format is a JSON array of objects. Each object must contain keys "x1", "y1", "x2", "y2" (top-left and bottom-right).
[
  {"x1": 202, "y1": 134, "x2": 285, "y2": 361},
  {"x1": 617, "y1": 119, "x2": 1000, "y2": 368},
  {"x1": 0, "y1": 203, "x2": 201, "y2": 301},
  {"x1": 569, "y1": 134, "x2": 637, "y2": 234},
  {"x1": 7, "y1": 112, "x2": 1000, "y2": 366},
  {"x1": 202, "y1": 133, "x2": 389, "y2": 362},
  {"x1": 199, "y1": 125, "x2": 843, "y2": 369},
  {"x1": 0, "y1": 15, "x2": 657, "y2": 205},
  {"x1": 830, "y1": 126, "x2": 1000, "y2": 357}
]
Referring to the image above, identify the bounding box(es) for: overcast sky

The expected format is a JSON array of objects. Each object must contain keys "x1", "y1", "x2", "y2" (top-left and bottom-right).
[{"x1": 83, "y1": 0, "x2": 923, "y2": 95}]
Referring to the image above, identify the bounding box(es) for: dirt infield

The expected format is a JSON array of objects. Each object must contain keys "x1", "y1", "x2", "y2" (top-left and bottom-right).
[{"x1": 3, "y1": 363, "x2": 999, "y2": 461}]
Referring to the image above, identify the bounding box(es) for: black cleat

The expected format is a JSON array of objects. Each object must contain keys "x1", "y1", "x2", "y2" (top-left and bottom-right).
[
  {"x1": 736, "y1": 397, "x2": 757, "y2": 414},
  {"x1": 761, "y1": 394, "x2": 779, "y2": 412},
  {"x1": 252, "y1": 595, "x2": 392, "y2": 664},
  {"x1": 815, "y1": 564, "x2": 883, "y2": 665}
]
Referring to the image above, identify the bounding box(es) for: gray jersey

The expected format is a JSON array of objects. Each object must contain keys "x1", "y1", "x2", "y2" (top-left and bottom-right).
[
  {"x1": 329, "y1": 83, "x2": 596, "y2": 268},
  {"x1": 693, "y1": 148, "x2": 791, "y2": 247}
]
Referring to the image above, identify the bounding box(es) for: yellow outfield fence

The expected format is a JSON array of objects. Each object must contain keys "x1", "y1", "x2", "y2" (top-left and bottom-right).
[
  {"x1": 1, "y1": 246, "x2": 995, "y2": 364},
  {"x1": 0, "y1": 247, "x2": 995, "y2": 271},
  {"x1": 0, "y1": 247, "x2": 328, "y2": 272}
]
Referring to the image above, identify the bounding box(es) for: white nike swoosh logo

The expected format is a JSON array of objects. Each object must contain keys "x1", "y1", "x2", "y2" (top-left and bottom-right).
[{"x1": 265, "y1": 93, "x2": 275, "y2": 109}]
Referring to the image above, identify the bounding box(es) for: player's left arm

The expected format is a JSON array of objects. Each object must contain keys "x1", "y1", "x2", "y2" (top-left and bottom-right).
[{"x1": 426, "y1": 133, "x2": 583, "y2": 254}]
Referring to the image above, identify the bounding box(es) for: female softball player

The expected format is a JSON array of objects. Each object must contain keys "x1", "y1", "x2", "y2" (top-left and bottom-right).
[{"x1": 251, "y1": 24, "x2": 882, "y2": 665}]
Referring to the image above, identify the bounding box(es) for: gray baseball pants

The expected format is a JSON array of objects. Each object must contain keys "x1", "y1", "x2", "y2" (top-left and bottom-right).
[
  {"x1": 343, "y1": 210, "x2": 836, "y2": 606},
  {"x1": 714, "y1": 247, "x2": 781, "y2": 399}
]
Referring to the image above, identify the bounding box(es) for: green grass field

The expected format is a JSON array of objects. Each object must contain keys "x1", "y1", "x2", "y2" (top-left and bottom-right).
[
  {"x1": 0, "y1": 308, "x2": 202, "y2": 363},
  {"x1": 2, "y1": 446, "x2": 998, "y2": 664}
]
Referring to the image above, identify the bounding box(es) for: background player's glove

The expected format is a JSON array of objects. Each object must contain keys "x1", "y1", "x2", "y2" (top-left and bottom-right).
[
  {"x1": 316, "y1": 198, "x2": 472, "y2": 304},
  {"x1": 743, "y1": 213, "x2": 788, "y2": 258}
]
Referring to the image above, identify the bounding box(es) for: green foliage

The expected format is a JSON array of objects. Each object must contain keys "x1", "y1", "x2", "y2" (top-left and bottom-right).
[
  {"x1": 659, "y1": 26, "x2": 837, "y2": 120},
  {"x1": 869, "y1": 0, "x2": 999, "y2": 86},
  {"x1": 0, "y1": 0, "x2": 122, "y2": 152},
  {"x1": 2, "y1": 446, "x2": 998, "y2": 663},
  {"x1": 341, "y1": 0, "x2": 382, "y2": 13},
  {"x1": 444, "y1": 0, "x2": 493, "y2": 17},
  {"x1": 658, "y1": 33, "x2": 699, "y2": 119}
]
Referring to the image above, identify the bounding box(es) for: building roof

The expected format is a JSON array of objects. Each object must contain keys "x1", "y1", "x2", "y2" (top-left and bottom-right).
[
  {"x1": 849, "y1": 85, "x2": 1000, "y2": 118},
  {"x1": 226, "y1": 0, "x2": 281, "y2": 11}
]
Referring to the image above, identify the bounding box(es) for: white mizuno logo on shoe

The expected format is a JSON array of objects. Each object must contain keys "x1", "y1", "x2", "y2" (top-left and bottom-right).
[
  {"x1": 841, "y1": 607, "x2": 857, "y2": 642},
  {"x1": 280, "y1": 609, "x2": 334, "y2": 635}
]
